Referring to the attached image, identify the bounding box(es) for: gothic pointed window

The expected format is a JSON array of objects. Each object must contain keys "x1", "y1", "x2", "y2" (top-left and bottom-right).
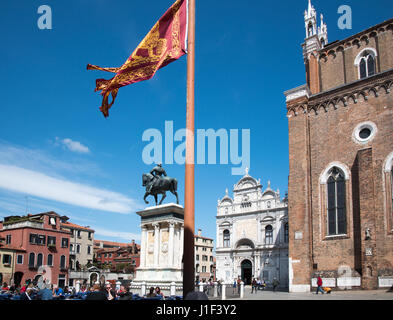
[
  {"x1": 47, "y1": 254, "x2": 53, "y2": 266},
  {"x1": 367, "y1": 55, "x2": 375, "y2": 77},
  {"x1": 60, "y1": 255, "x2": 66, "y2": 269},
  {"x1": 37, "y1": 253, "x2": 43, "y2": 267},
  {"x1": 357, "y1": 50, "x2": 376, "y2": 79},
  {"x1": 308, "y1": 23, "x2": 313, "y2": 37},
  {"x1": 359, "y1": 58, "x2": 367, "y2": 79},
  {"x1": 391, "y1": 166, "x2": 393, "y2": 213},
  {"x1": 327, "y1": 167, "x2": 347, "y2": 235},
  {"x1": 28, "y1": 253, "x2": 35, "y2": 268},
  {"x1": 223, "y1": 229, "x2": 230, "y2": 248}
]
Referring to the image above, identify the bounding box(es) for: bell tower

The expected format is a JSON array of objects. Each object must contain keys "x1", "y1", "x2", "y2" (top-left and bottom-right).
[
  {"x1": 304, "y1": 0, "x2": 317, "y2": 40},
  {"x1": 318, "y1": 13, "x2": 328, "y2": 47},
  {"x1": 302, "y1": 0, "x2": 328, "y2": 95}
]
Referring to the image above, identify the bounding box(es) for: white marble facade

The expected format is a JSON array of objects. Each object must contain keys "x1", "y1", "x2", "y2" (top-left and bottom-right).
[
  {"x1": 215, "y1": 169, "x2": 289, "y2": 287},
  {"x1": 134, "y1": 204, "x2": 184, "y2": 285}
]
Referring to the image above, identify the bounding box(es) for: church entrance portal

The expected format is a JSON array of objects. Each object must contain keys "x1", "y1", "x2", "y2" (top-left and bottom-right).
[{"x1": 241, "y1": 260, "x2": 252, "y2": 285}]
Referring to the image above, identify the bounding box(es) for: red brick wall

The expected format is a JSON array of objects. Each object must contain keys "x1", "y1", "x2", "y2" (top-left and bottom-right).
[
  {"x1": 287, "y1": 111, "x2": 313, "y2": 287},
  {"x1": 307, "y1": 53, "x2": 320, "y2": 95},
  {"x1": 287, "y1": 19, "x2": 393, "y2": 290},
  {"x1": 317, "y1": 24, "x2": 393, "y2": 92},
  {"x1": 96, "y1": 249, "x2": 140, "y2": 270},
  {"x1": 287, "y1": 77, "x2": 393, "y2": 289}
]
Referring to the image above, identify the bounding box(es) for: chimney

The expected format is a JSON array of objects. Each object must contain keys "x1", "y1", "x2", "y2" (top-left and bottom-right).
[{"x1": 198, "y1": 229, "x2": 202, "y2": 237}]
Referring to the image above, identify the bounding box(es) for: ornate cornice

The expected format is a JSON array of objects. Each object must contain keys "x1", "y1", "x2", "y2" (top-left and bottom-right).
[
  {"x1": 287, "y1": 69, "x2": 393, "y2": 117},
  {"x1": 318, "y1": 18, "x2": 393, "y2": 61},
  {"x1": 284, "y1": 84, "x2": 311, "y2": 103}
]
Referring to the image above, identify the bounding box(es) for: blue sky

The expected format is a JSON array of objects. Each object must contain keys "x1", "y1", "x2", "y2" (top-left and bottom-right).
[{"x1": 0, "y1": 0, "x2": 392, "y2": 243}]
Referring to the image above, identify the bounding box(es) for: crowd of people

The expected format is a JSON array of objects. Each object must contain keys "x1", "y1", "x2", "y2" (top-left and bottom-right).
[
  {"x1": 196, "y1": 278, "x2": 217, "y2": 295},
  {"x1": 250, "y1": 277, "x2": 279, "y2": 293},
  {"x1": 229, "y1": 277, "x2": 280, "y2": 294},
  {"x1": 0, "y1": 280, "x2": 172, "y2": 301},
  {"x1": 195, "y1": 277, "x2": 283, "y2": 297}
]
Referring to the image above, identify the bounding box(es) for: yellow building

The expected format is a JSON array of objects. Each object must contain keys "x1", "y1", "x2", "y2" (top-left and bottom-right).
[{"x1": 0, "y1": 235, "x2": 25, "y2": 286}]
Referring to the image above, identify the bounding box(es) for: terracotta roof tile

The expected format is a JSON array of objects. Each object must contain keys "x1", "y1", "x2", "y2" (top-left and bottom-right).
[
  {"x1": 61, "y1": 222, "x2": 94, "y2": 232},
  {"x1": 94, "y1": 239, "x2": 140, "y2": 248}
]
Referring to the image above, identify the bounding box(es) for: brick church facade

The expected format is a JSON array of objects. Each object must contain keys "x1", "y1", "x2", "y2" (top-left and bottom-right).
[{"x1": 284, "y1": 1, "x2": 393, "y2": 292}]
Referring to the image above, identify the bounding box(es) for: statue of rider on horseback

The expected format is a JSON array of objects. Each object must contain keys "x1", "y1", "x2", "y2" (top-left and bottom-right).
[{"x1": 142, "y1": 164, "x2": 179, "y2": 206}]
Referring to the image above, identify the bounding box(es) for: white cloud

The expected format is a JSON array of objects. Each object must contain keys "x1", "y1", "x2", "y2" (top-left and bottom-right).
[
  {"x1": 0, "y1": 141, "x2": 101, "y2": 178},
  {"x1": 56, "y1": 137, "x2": 90, "y2": 154},
  {"x1": 0, "y1": 164, "x2": 142, "y2": 214}
]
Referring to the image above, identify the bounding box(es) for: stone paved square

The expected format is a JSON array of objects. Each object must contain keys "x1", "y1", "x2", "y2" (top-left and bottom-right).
[{"x1": 228, "y1": 286, "x2": 393, "y2": 300}]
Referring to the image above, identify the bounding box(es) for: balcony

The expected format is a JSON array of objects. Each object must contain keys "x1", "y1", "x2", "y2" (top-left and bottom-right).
[
  {"x1": 3, "y1": 220, "x2": 43, "y2": 230},
  {"x1": 48, "y1": 243, "x2": 57, "y2": 252}
]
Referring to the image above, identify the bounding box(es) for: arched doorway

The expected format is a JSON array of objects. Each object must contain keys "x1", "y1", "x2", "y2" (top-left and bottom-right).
[
  {"x1": 89, "y1": 272, "x2": 98, "y2": 286},
  {"x1": 99, "y1": 275, "x2": 106, "y2": 286},
  {"x1": 241, "y1": 260, "x2": 252, "y2": 285}
]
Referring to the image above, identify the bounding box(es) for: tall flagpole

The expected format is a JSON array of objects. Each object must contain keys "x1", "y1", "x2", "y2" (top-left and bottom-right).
[{"x1": 183, "y1": 0, "x2": 195, "y2": 298}]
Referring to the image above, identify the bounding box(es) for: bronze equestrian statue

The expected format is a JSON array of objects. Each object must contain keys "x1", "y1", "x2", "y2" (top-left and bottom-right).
[{"x1": 142, "y1": 164, "x2": 179, "y2": 205}]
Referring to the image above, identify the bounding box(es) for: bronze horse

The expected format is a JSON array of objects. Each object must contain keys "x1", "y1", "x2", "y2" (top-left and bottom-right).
[{"x1": 142, "y1": 173, "x2": 179, "y2": 205}]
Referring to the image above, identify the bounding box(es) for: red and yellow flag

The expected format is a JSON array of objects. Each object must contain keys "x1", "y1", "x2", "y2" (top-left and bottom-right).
[{"x1": 87, "y1": 0, "x2": 188, "y2": 117}]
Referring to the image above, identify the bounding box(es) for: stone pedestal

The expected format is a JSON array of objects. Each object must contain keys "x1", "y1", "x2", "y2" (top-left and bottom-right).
[{"x1": 133, "y1": 203, "x2": 184, "y2": 286}]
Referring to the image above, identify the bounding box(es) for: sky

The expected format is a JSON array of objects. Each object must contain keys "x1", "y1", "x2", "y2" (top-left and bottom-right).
[{"x1": 0, "y1": 0, "x2": 392, "y2": 244}]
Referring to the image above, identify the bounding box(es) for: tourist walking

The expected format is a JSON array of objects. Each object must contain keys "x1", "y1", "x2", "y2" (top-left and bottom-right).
[
  {"x1": 251, "y1": 278, "x2": 257, "y2": 293},
  {"x1": 217, "y1": 280, "x2": 221, "y2": 296},
  {"x1": 261, "y1": 279, "x2": 266, "y2": 290},
  {"x1": 272, "y1": 278, "x2": 279, "y2": 292},
  {"x1": 253, "y1": 278, "x2": 258, "y2": 293},
  {"x1": 316, "y1": 276, "x2": 324, "y2": 294}
]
